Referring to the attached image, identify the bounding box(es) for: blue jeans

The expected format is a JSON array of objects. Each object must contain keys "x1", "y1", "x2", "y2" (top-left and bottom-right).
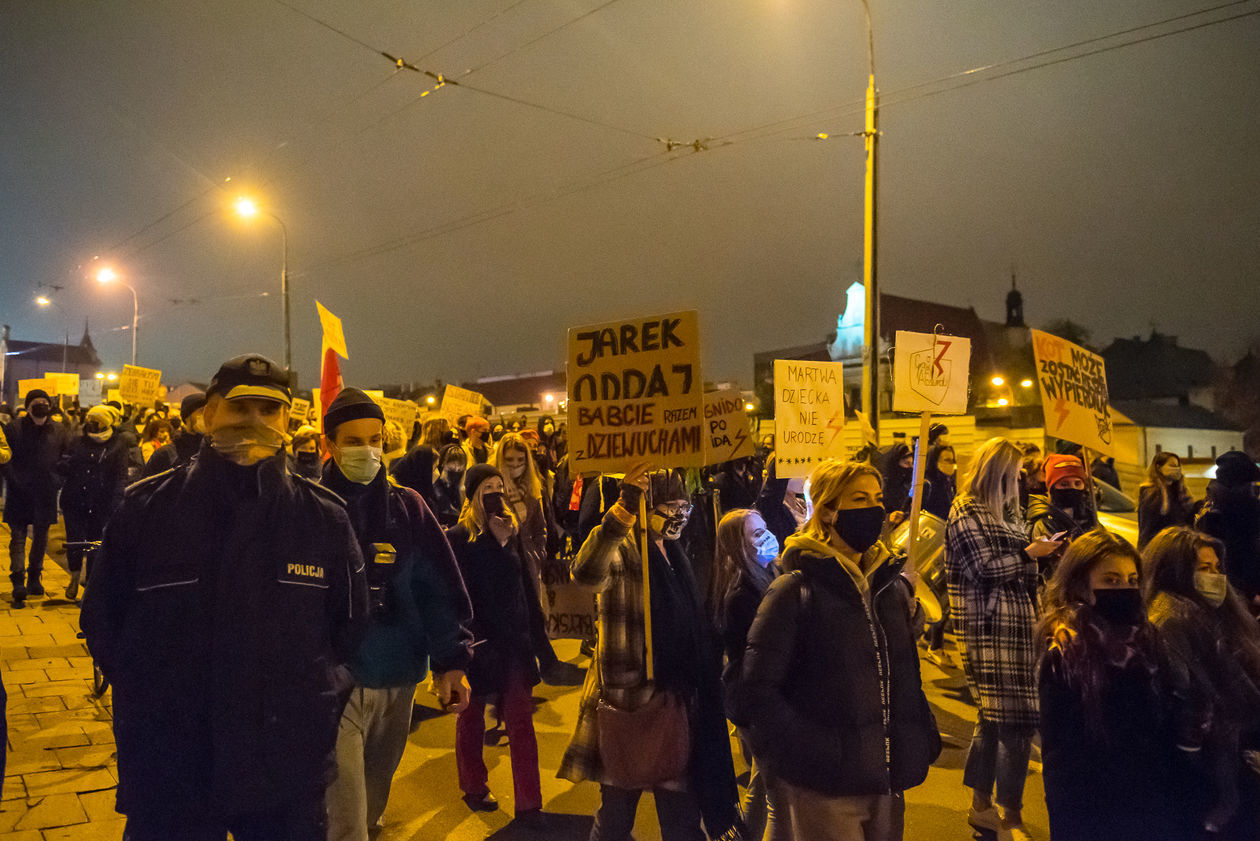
[{"x1": 962, "y1": 714, "x2": 1034, "y2": 811}]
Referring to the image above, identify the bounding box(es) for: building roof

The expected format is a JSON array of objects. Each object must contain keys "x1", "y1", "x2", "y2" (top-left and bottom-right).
[
  {"x1": 4, "y1": 338, "x2": 101, "y2": 367},
  {"x1": 460, "y1": 370, "x2": 566, "y2": 408},
  {"x1": 1112, "y1": 400, "x2": 1240, "y2": 431},
  {"x1": 1102, "y1": 332, "x2": 1215, "y2": 401}
]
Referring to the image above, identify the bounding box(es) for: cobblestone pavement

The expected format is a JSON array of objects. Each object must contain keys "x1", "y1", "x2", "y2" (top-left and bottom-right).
[{"x1": 0, "y1": 518, "x2": 1047, "y2": 840}]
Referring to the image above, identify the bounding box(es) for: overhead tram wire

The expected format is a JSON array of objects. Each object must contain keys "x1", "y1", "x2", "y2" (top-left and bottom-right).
[
  {"x1": 296, "y1": 0, "x2": 1260, "y2": 275},
  {"x1": 460, "y1": 0, "x2": 630, "y2": 77},
  {"x1": 411, "y1": 0, "x2": 538, "y2": 65}
]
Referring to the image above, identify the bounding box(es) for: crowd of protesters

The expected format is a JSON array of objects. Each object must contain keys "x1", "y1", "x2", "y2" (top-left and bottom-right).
[{"x1": 1, "y1": 357, "x2": 1259, "y2": 840}]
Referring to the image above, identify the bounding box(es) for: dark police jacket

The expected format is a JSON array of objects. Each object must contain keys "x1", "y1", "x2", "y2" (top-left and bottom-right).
[{"x1": 81, "y1": 445, "x2": 368, "y2": 818}]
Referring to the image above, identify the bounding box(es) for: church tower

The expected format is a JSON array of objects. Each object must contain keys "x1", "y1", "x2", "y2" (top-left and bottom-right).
[{"x1": 1005, "y1": 271, "x2": 1025, "y2": 328}]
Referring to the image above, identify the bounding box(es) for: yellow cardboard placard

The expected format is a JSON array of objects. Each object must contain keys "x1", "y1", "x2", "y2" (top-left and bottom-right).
[
  {"x1": 773, "y1": 359, "x2": 846, "y2": 479},
  {"x1": 18, "y1": 378, "x2": 53, "y2": 399},
  {"x1": 316, "y1": 301, "x2": 349, "y2": 359},
  {"x1": 439, "y1": 385, "x2": 485, "y2": 427},
  {"x1": 703, "y1": 390, "x2": 755, "y2": 465},
  {"x1": 43, "y1": 372, "x2": 80, "y2": 397},
  {"x1": 1031, "y1": 329, "x2": 1114, "y2": 456},
  {"x1": 892, "y1": 331, "x2": 971, "y2": 415},
  {"x1": 118, "y1": 364, "x2": 162, "y2": 406},
  {"x1": 567, "y1": 311, "x2": 704, "y2": 474}
]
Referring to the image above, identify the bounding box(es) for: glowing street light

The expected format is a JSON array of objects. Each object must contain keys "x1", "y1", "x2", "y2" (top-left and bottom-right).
[
  {"x1": 95, "y1": 372, "x2": 105, "y2": 380},
  {"x1": 35, "y1": 293, "x2": 70, "y2": 372},
  {"x1": 991, "y1": 375, "x2": 1005, "y2": 387},
  {"x1": 96, "y1": 266, "x2": 139, "y2": 365},
  {"x1": 744, "y1": 402, "x2": 756, "y2": 412},
  {"x1": 235, "y1": 195, "x2": 291, "y2": 376},
  {"x1": 425, "y1": 395, "x2": 436, "y2": 406},
  {"x1": 543, "y1": 393, "x2": 555, "y2": 405},
  {"x1": 106, "y1": 372, "x2": 118, "y2": 382},
  {"x1": 1020, "y1": 379, "x2": 1033, "y2": 389},
  {"x1": 997, "y1": 397, "x2": 1010, "y2": 407}
]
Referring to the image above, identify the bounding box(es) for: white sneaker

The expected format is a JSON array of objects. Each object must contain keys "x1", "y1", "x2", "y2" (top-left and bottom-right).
[
  {"x1": 926, "y1": 648, "x2": 955, "y2": 669},
  {"x1": 998, "y1": 825, "x2": 1033, "y2": 841},
  {"x1": 967, "y1": 805, "x2": 1000, "y2": 831}
]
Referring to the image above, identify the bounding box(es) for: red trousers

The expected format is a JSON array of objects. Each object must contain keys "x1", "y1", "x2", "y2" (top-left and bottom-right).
[{"x1": 454, "y1": 670, "x2": 542, "y2": 814}]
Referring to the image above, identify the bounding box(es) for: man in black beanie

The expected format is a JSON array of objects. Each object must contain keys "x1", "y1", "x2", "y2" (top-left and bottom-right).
[
  {"x1": 82, "y1": 354, "x2": 368, "y2": 840},
  {"x1": 3, "y1": 388, "x2": 69, "y2": 603},
  {"x1": 143, "y1": 391, "x2": 207, "y2": 477},
  {"x1": 321, "y1": 387, "x2": 474, "y2": 841}
]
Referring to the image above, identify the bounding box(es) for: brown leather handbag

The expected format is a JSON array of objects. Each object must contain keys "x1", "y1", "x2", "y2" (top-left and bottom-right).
[{"x1": 596, "y1": 691, "x2": 691, "y2": 789}]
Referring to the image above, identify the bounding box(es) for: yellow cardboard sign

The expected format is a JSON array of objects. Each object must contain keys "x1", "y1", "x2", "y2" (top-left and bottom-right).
[
  {"x1": 43, "y1": 372, "x2": 80, "y2": 397},
  {"x1": 378, "y1": 397, "x2": 419, "y2": 433},
  {"x1": 440, "y1": 385, "x2": 485, "y2": 427},
  {"x1": 18, "y1": 378, "x2": 53, "y2": 399},
  {"x1": 118, "y1": 364, "x2": 162, "y2": 406},
  {"x1": 567, "y1": 310, "x2": 704, "y2": 473},
  {"x1": 773, "y1": 360, "x2": 846, "y2": 479},
  {"x1": 316, "y1": 301, "x2": 349, "y2": 359},
  {"x1": 289, "y1": 397, "x2": 311, "y2": 425},
  {"x1": 107, "y1": 388, "x2": 122, "y2": 404},
  {"x1": 703, "y1": 390, "x2": 755, "y2": 465},
  {"x1": 1031, "y1": 328, "x2": 1114, "y2": 456},
  {"x1": 892, "y1": 331, "x2": 971, "y2": 415}
]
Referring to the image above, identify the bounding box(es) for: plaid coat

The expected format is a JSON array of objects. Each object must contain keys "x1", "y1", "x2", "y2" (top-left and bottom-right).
[
  {"x1": 944, "y1": 497, "x2": 1040, "y2": 728},
  {"x1": 557, "y1": 506, "x2": 656, "y2": 784}
]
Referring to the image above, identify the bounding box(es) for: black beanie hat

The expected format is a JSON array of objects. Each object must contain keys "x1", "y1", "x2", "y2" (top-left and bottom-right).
[
  {"x1": 464, "y1": 463, "x2": 502, "y2": 499},
  {"x1": 323, "y1": 388, "x2": 386, "y2": 438},
  {"x1": 1216, "y1": 450, "x2": 1260, "y2": 486},
  {"x1": 180, "y1": 391, "x2": 207, "y2": 419},
  {"x1": 648, "y1": 469, "x2": 689, "y2": 506},
  {"x1": 24, "y1": 389, "x2": 51, "y2": 408}
]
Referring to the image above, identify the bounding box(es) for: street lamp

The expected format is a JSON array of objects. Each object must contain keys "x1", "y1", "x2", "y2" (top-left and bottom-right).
[
  {"x1": 35, "y1": 294, "x2": 70, "y2": 372},
  {"x1": 96, "y1": 267, "x2": 138, "y2": 365},
  {"x1": 235, "y1": 196, "x2": 292, "y2": 376}
]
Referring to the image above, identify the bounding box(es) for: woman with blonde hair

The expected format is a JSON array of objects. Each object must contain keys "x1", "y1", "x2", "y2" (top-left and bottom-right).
[
  {"x1": 742, "y1": 460, "x2": 939, "y2": 840},
  {"x1": 945, "y1": 437, "x2": 1062, "y2": 840},
  {"x1": 711, "y1": 508, "x2": 785, "y2": 841},
  {"x1": 1136, "y1": 452, "x2": 1195, "y2": 550},
  {"x1": 494, "y1": 433, "x2": 549, "y2": 582},
  {"x1": 444, "y1": 464, "x2": 547, "y2": 822}
]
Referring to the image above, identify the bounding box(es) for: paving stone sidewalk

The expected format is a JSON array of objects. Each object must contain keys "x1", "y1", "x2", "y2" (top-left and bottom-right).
[{"x1": 1, "y1": 521, "x2": 123, "y2": 841}]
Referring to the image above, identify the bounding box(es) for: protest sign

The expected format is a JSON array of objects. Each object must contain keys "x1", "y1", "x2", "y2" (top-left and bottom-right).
[
  {"x1": 540, "y1": 556, "x2": 596, "y2": 640},
  {"x1": 892, "y1": 331, "x2": 971, "y2": 415},
  {"x1": 43, "y1": 372, "x2": 80, "y2": 397},
  {"x1": 773, "y1": 360, "x2": 846, "y2": 479},
  {"x1": 378, "y1": 397, "x2": 419, "y2": 433},
  {"x1": 18, "y1": 378, "x2": 53, "y2": 399},
  {"x1": 566, "y1": 310, "x2": 704, "y2": 474},
  {"x1": 107, "y1": 388, "x2": 121, "y2": 404},
  {"x1": 1031, "y1": 328, "x2": 1114, "y2": 456},
  {"x1": 439, "y1": 385, "x2": 485, "y2": 427},
  {"x1": 118, "y1": 364, "x2": 162, "y2": 406},
  {"x1": 289, "y1": 397, "x2": 311, "y2": 424},
  {"x1": 703, "y1": 390, "x2": 754, "y2": 465}
]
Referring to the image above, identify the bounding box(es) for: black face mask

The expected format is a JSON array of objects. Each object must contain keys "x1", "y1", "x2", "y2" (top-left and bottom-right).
[
  {"x1": 1051, "y1": 487, "x2": 1088, "y2": 514},
  {"x1": 833, "y1": 505, "x2": 886, "y2": 554},
  {"x1": 28, "y1": 403, "x2": 51, "y2": 419},
  {"x1": 1091, "y1": 587, "x2": 1144, "y2": 627},
  {"x1": 295, "y1": 451, "x2": 322, "y2": 479}
]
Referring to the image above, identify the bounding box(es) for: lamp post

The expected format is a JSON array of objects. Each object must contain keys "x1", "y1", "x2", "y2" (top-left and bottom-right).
[
  {"x1": 235, "y1": 197, "x2": 291, "y2": 377},
  {"x1": 96, "y1": 267, "x2": 138, "y2": 365},
  {"x1": 858, "y1": 0, "x2": 880, "y2": 441},
  {"x1": 35, "y1": 294, "x2": 70, "y2": 372}
]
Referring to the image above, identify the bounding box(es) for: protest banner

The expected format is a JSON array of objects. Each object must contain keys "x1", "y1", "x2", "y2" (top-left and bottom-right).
[
  {"x1": 289, "y1": 397, "x2": 311, "y2": 424},
  {"x1": 43, "y1": 372, "x2": 80, "y2": 397},
  {"x1": 773, "y1": 360, "x2": 846, "y2": 479},
  {"x1": 540, "y1": 556, "x2": 596, "y2": 640},
  {"x1": 18, "y1": 378, "x2": 53, "y2": 399},
  {"x1": 107, "y1": 388, "x2": 121, "y2": 403},
  {"x1": 703, "y1": 389, "x2": 754, "y2": 465},
  {"x1": 1031, "y1": 328, "x2": 1114, "y2": 456},
  {"x1": 439, "y1": 385, "x2": 485, "y2": 427},
  {"x1": 378, "y1": 397, "x2": 419, "y2": 433},
  {"x1": 892, "y1": 330, "x2": 971, "y2": 415},
  {"x1": 566, "y1": 310, "x2": 704, "y2": 474},
  {"x1": 118, "y1": 364, "x2": 162, "y2": 406}
]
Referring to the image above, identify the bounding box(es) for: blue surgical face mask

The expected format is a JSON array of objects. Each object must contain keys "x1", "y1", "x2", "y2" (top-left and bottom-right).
[
  {"x1": 753, "y1": 530, "x2": 779, "y2": 566},
  {"x1": 337, "y1": 445, "x2": 383, "y2": 484}
]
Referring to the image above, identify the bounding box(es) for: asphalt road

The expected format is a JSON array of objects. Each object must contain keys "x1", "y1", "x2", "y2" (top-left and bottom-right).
[{"x1": 383, "y1": 638, "x2": 1049, "y2": 841}]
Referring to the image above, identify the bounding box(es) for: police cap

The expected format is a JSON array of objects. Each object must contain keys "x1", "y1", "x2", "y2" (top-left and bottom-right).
[{"x1": 207, "y1": 354, "x2": 291, "y2": 406}]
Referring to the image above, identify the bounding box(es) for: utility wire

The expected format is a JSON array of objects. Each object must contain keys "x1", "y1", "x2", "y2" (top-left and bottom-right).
[
  {"x1": 461, "y1": 0, "x2": 629, "y2": 77},
  {"x1": 412, "y1": 0, "x2": 537, "y2": 65}
]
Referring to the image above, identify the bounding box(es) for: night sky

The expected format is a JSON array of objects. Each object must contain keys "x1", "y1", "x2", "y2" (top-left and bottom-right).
[{"x1": 3, "y1": 0, "x2": 1257, "y2": 390}]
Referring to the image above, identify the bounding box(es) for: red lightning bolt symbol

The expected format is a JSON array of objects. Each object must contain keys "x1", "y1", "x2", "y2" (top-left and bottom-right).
[
  {"x1": 825, "y1": 411, "x2": 846, "y2": 446},
  {"x1": 1054, "y1": 395, "x2": 1071, "y2": 429},
  {"x1": 933, "y1": 340, "x2": 952, "y2": 377}
]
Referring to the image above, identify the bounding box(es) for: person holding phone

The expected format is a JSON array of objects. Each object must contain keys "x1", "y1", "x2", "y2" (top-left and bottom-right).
[
  {"x1": 945, "y1": 438, "x2": 1063, "y2": 841},
  {"x1": 445, "y1": 464, "x2": 548, "y2": 826}
]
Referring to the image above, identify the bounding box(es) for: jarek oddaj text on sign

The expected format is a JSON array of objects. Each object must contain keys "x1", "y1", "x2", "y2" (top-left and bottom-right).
[
  {"x1": 774, "y1": 359, "x2": 846, "y2": 479},
  {"x1": 1031, "y1": 328, "x2": 1114, "y2": 457},
  {"x1": 567, "y1": 311, "x2": 704, "y2": 474}
]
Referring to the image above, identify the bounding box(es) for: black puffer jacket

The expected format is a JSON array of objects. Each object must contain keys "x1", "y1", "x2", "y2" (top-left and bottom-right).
[
  {"x1": 58, "y1": 433, "x2": 131, "y2": 516},
  {"x1": 1197, "y1": 480, "x2": 1260, "y2": 603},
  {"x1": 2, "y1": 416, "x2": 69, "y2": 526},
  {"x1": 741, "y1": 536, "x2": 940, "y2": 796}
]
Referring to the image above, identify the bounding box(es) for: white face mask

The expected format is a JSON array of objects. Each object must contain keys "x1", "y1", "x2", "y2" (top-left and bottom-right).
[
  {"x1": 1194, "y1": 571, "x2": 1229, "y2": 607},
  {"x1": 210, "y1": 424, "x2": 285, "y2": 466},
  {"x1": 336, "y1": 445, "x2": 383, "y2": 485},
  {"x1": 509, "y1": 464, "x2": 526, "y2": 480}
]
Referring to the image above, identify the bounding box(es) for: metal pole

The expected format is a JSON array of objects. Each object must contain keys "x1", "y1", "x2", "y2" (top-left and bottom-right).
[
  {"x1": 127, "y1": 283, "x2": 138, "y2": 366},
  {"x1": 859, "y1": 2, "x2": 880, "y2": 442},
  {"x1": 271, "y1": 212, "x2": 292, "y2": 376}
]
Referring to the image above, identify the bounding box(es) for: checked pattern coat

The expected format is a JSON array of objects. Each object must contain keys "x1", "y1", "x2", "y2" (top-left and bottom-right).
[{"x1": 944, "y1": 496, "x2": 1041, "y2": 729}]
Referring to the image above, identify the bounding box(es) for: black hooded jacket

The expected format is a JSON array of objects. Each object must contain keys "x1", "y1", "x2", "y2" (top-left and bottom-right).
[
  {"x1": 741, "y1": 540, "x2": 940, "y2": 796},
  {"x1": 1197, "y1": 479, "x2": 1260, "y2": 602},
  {"x1": 878, "y1": 443, "x2": 913, "y2": 516}
]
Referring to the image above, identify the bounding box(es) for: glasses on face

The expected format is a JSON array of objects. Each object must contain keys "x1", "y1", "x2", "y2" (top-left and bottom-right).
[{"x1": 659, "y1": 502, "x2": 692, "y2": 517}]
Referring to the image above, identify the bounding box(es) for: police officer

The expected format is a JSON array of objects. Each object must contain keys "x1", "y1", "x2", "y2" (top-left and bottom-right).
[
  {"x1": 319, "y1": 388, "x2": 474, "y2": 841},
  {"x1": 81, "y1": 354, "x2": 368, "y2": 841}
]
